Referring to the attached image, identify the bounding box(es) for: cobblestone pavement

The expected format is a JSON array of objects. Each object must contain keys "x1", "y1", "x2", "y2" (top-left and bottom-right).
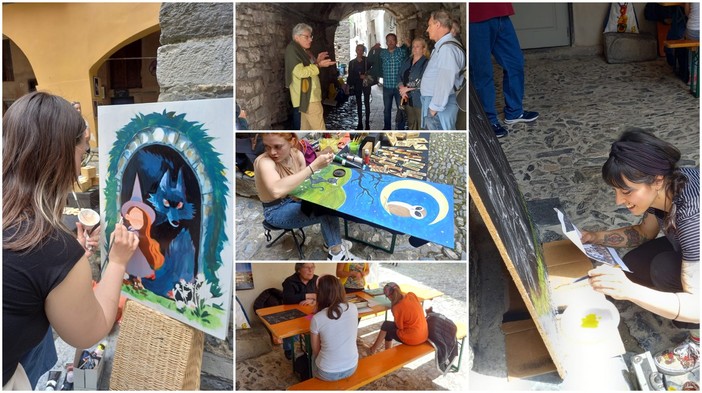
[
  {"x1": 470, "y1": 48, "x2": 699, "y2": 389},
  {"x1": 236, "y1": 263, "x2": 468, "y2": 390},
  {"x1": 235, "y1": 133, "x2": 467, "y2": 261}
]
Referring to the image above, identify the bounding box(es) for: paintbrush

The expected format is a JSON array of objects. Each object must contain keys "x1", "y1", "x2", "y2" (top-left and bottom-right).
[
  {"x1": 554, "y1": 274, "x2": 589, "y2": 290},
  {"x1": 100, "y1": 216, "x2": 123, "y2": 276}
]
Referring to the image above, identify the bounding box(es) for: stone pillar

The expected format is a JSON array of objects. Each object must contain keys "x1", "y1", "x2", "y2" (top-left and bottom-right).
[{"x1": 157, "y1": 2, "x2": 233, "y2": 101}]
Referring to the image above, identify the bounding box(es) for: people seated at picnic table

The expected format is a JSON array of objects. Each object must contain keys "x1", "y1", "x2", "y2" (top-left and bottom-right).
[
  {"x1": 310, "y1": 275, "x2": 359, "y2": 381},
  {"x1": 254, "y1": 132, "x2": 359, "y2": 261},
  {"x1": 281, "y1": 263, "x2": 319, "y2": 360},
  {"x1": 336, "y1": 263, "x2": 369, "y2": 293},
  {"x1": 368, "y1": 283, "x2": 428, "y2": 354}
]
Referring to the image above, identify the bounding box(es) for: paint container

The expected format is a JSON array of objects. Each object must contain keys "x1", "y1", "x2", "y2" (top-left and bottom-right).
[
  {"x1": 62, "y1": 365, "x2": 74, "y2": 390},
  {"x1": 363, "y1": 149, "x2": 370, "y2": 165},
  {"x1": 343, "y1": 153, "x2": 363, "y2": 164},
  {"x1": 45, "y1": 370, "x2": 61, "y2": 391}
]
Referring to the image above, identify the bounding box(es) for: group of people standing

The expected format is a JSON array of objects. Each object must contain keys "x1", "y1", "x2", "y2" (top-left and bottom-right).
[
  {"x1": 281, "y1": 263, "x2": 429, "y2": 382},
  {"x1": 286, "y1": 9, "x2": 465, "y2": 131}
]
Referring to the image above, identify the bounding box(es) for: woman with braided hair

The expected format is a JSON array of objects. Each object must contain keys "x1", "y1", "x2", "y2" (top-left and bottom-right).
[{"x1": 582, "y1": 128, "x2": 699, "y2": 376}]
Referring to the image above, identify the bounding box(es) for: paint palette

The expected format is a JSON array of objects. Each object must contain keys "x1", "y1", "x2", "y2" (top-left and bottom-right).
[{"x1": 561, "y1": 299, "x2": 620, "y2": 343}]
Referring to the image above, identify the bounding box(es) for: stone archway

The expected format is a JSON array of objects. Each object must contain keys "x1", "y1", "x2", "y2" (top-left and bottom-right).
[{"x1": 235, "y1": 2, "x2": 465, "y2": 130}]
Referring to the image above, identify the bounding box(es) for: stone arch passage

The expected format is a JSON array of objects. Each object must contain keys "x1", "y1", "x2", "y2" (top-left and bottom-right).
[{"x1": 235, "y1": 2, "x2": 465, "y2": 130}]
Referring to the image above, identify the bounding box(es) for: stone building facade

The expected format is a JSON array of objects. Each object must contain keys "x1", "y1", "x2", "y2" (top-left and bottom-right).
[{"x1": 235, "y1": 2, "x2": 465, "y2": 130}]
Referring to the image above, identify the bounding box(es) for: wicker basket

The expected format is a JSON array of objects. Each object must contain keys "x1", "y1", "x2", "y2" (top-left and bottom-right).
[{"x1": 109, "y1": 300, "x2": 204, "y2": 390}]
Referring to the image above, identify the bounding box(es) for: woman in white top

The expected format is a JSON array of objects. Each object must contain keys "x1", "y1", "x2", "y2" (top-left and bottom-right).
[{"x1": 309, "y1": 275, "x2": 358, "y2": 381}]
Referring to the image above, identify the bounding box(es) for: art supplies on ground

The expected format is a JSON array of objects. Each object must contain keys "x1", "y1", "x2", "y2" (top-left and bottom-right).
[
  {"x1": 554, "y1": 208, "x2": 631, "y2": 272},
  {"x1": 72, "y1": 341, "x2": 107, "y2": 390}
]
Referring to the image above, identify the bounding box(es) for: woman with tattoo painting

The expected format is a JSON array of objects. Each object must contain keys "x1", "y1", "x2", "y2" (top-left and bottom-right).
[{"x1": 581, "y1": 129, "x2": 699, "y2": 376}]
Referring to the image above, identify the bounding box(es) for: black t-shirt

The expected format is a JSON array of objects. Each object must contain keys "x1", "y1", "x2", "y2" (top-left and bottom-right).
[
  {"x1": 3, "y1": 228, "x2": 84, "y2": 385},
  {"x1": 281, "y1": 272, "x2": 318, "y2": 305}
]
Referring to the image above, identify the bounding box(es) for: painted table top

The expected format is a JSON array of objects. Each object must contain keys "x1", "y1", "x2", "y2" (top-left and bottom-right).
[{"x1": 290, "y1": 164, "x2": 455, "y2": 248}]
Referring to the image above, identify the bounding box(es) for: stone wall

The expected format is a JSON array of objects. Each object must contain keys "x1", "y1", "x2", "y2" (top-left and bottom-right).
[
  {"x1": 156, "y1": 3, "x2": 233, "y2": 389},
  {"x1": 334, "y1": 18, "x2": 351, "y2": 75},
  {"x1": 158, "y1": 2, "x2": 233, "y2": 101}
]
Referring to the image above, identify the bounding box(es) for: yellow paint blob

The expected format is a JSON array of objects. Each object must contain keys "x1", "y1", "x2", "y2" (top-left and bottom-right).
[{"x1": 581, "y1": 313, "x2": 600, "y2": 328}]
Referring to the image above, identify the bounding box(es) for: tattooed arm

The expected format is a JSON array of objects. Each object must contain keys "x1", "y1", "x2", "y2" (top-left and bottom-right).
[
  {"x1": 582, "y1": 212, "x2": 660, "y2": 248},
  {"x1": 589, "y1": 260, "x2": 699, "y2": 323}
]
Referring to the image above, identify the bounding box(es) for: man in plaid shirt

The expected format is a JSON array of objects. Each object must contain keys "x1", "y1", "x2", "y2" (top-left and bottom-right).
[{"x1": 371, "y1": 34, "x2": 409, "y2": 130}]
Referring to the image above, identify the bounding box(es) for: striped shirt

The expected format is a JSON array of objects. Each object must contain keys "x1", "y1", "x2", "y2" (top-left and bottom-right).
[{"x1": 647, "y1": 167, "x2": 700, "y2": 263}]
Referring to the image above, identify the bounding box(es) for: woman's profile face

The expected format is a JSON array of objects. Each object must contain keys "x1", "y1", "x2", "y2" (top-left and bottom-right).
[
  {"x1": 263, "y1": 135, "x2": 293, "y2": 163},
  {"x1": 125, "y1": 207, "x2": 146, "y2": 230},
  {"x1": 74, "y1": 128, "x2": 90, "y2": 176},
  {"x1": 613, "y1": 177, "x2": 659, "y2": 216}
]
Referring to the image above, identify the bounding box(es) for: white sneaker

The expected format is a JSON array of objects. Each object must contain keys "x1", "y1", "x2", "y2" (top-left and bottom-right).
[
  {"x1": 323, "y1": 239, "x2": 353, "y2": 253},
  {"x1": 326, "y1": 245, "x2": 360, "y2": 261}
]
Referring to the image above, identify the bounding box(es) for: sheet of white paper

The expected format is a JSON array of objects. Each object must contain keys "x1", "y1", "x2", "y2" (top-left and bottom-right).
[{"x1": 554, "y1": 208, "x2": 631, "y2": 272}]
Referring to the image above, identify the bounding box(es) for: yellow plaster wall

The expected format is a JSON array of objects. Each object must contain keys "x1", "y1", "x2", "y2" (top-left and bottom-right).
[{"x1": 3, "y1": 2, "x2": 161, "y2": 146}]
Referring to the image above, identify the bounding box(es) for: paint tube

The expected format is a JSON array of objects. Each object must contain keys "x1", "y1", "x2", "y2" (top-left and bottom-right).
[
  {"x1": 342, "y1": 153, "x2": 363, "y2": 164},
  {"x1": 45, "y1": 370, "x2": 61, "y2": 391}
]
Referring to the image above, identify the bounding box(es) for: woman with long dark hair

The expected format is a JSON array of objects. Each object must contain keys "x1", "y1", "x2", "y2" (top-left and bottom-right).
[
  {"x1": 3, "y1": 92, "x2": 138, "y2": 389},
  {"x1": 584, "y1": 129, "x2": 699, "y2": 375},
  {"x1": 310, "y1": 275, "x2": 358, "y2": 381}
]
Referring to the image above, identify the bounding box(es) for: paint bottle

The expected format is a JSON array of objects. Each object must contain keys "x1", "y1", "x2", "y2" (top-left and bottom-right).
[
  {"x1": 343, "y1": 153, "x2": 363, "y2": 164},
  {"x1": 45, "y1": 370, "x2": 62, "y2": 391},
  {"x1": 363, "y1": 149, "x2": 370, "y2": 165},
  {"x1": 62, "y1": 366, "x2": 74, "y2": 391}
]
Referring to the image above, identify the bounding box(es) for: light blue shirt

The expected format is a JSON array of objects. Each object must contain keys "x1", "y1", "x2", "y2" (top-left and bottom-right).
[{"x1": 420, "y1": 33, "x2": 465, "y2": 112}]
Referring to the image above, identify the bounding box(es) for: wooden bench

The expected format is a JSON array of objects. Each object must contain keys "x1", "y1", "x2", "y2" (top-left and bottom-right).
[
  {"x1": 664, "y1": 39, "x2": 700, "y2": 98},
  {"x1": 450, "y1": 322, "x2": 467, "y2": 372},
  {"x1": 287, "y1": 342, "x2": 435, "y2": 391}
]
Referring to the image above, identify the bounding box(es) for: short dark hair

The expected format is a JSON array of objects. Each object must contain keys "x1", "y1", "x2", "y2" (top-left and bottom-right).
[{"x1": 386, "y1": 33, "x2": 397, "y2": 41}]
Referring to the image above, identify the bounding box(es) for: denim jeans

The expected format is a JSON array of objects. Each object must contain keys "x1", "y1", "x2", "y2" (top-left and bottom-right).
[
  {"x1": 354, "y1": 86, "x2": 371, "y2": 126},
  {"x1": 19, "y1": 328, "x2": 57, "y2": 389},
  {"x1": 623, "y1": 236, "x2": 699, "y2": 330},
  {"x1": 263, "y1": 198, "x2": 341, "y2": 248},
  {"x1": 382, "y1": 86, "x2": 403, "y2": 130},
  {"x1": 420, "y1": 95, "x2": 459, "y2": 130},
  {"x1": 312, "y1": 360, "x2": 357, "y2": 381},
  {"x1": 469, "y1": 15, "x2": 525, "y2": 124}
]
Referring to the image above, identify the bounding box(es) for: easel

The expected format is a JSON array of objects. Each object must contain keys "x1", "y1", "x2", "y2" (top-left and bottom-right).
[
  {"x1": 468, "y1": 85, "x2": 626, "y2": 384},
  {"x1": 109, "y1": 300, "x2": 204, "y2": 390}
]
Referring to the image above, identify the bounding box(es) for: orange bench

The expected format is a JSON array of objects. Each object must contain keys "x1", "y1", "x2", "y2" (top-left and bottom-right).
[{"x1": 287, "y1": 342, "x2": 435, "y2": 391}]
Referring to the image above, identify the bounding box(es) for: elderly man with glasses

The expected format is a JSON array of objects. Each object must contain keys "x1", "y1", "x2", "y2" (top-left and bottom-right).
[{"x1": 284, "y1": 23, "x2": 336, "y2": 130}]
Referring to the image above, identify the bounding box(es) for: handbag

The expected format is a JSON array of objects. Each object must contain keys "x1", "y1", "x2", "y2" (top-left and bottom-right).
[{"x1": 362, "y1": 58, "x2": 377, "y2": 88}]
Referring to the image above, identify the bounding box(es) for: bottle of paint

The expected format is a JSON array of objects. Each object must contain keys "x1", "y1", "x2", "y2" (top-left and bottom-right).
[
  {"x1": 363, "y1": 149, "x2": 370, "y2": 165},
  {"x1": 62, "y1": 366, "x2": 74, "y2": 391},
  {"x1": 45, "y1": 370, "x2": 61, "y2": 391}
]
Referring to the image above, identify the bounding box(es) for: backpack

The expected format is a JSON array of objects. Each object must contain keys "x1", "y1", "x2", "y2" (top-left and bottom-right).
[
  {"x1": 440, "y1": 40, "x2": 466, "y2": 112},
  {"x1": 253, "y1": 288, "x2": 284, "y2": 311}
]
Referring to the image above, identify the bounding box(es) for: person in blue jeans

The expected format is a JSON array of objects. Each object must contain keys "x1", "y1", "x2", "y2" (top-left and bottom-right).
[
  {"x1": 420, "y1": 9, "x2": 465, "y2": 131},
  {"x1": 469, "y1": 3, "x2": 539, "y2": 138},
  {"x1": 253, "y1": 133, "x2": 358, "y2": 262},
  {"x1": 370, "y1": 34, "x2": 409, "y2": 130}
]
